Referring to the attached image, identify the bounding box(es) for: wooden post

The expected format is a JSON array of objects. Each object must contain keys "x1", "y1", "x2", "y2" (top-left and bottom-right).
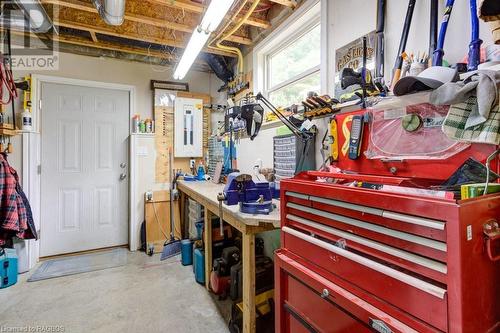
[
  {"x1": 203, "y1": 209, "x2": 212, "y2": 290},
  {"x1": 242, "y1": 231, "x2": 256, "y2": 333}
]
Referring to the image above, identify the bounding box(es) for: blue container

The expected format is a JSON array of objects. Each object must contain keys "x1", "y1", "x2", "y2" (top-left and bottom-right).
[
  {"x1": 181, "y1": 239, "x2": 193, "y2": 266},
  {"x1": 193, "y1": 248, "x2": 205, "y2": 284},
  {"x1": 0, "y1": 248, "x2": 18, "y2": 289},
  {"x1": 195, "y1": 221, "x2": 204, "y2": 239}
]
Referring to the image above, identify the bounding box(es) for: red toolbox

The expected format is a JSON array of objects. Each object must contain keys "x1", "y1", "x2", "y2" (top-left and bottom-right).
[{"x1": 275, "y1": 106, "x2": 500, "y2": 333}]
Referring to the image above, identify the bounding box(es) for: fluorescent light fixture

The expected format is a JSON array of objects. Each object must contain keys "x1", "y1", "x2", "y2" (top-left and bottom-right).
[
  {"x1": 173, "y1": 0, "x2": 235, "y2": 80},
  {"x1": 173, "y1": 29, "x2": 210, "y2": 80},
  {"x1": 200, "y1": 0, "x2": 235, "y2": 32}
]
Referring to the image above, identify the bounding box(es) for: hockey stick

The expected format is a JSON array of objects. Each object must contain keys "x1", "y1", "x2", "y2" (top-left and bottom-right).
[
  {"x1": 432, "y1": 0, "x2": 455, "y2": 66},
  {"x1": 467, "y1": 0, "x2": 482, "y2": 71},
  {"x1": 374, "y1": 0, "x2": 387, "y2": 92},
  {"x1": 429, "y1": 0, "x2": 438, "y2": 61}
]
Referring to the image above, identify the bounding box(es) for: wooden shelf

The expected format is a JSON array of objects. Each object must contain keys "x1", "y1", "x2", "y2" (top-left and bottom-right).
[{"x1": 0, "y1": 128, "x2": 18, "y2": 136}]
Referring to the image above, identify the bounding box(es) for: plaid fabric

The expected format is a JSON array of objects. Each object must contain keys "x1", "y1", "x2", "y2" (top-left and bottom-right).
[
  {"x1": 442, "y1": 95, "x2": 500, "y2": 145},
  {"x1": 0, "y1": 153, "x2": 36, "y2": 246}
]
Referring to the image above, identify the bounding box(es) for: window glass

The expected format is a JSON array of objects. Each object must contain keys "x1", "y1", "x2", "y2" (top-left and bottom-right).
[
  {"x1": 269, "y1": 24, "x2": 321, "y2": 88},
  {"x1": 269, "y1": 71, "x2": 320, "y2": 108}
]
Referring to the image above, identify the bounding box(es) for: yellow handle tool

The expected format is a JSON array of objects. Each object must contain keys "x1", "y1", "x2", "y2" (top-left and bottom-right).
[{"x1": 330, "y1": 118, "x2": 339, "y2": 161}]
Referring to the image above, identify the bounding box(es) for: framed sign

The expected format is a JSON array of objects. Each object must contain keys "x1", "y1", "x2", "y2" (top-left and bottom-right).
[
  {"x1": 151, "y1": 80, "x2": 189, "y2": 92},
  {"x1": 334, "y1": 31, "x2": 376, "y2": 101}
]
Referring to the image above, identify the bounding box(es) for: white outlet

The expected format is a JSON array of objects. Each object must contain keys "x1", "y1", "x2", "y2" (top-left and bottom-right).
[
  {"x1": 190, "y1": 159, "x2": 196, "y2": 168},
  {"x1": 145, "y1": 191, "x2": 153, "y2": 201}
]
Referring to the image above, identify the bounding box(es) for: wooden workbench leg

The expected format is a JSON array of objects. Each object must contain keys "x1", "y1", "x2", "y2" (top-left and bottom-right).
[
  {"x1": 242, "y1": 232, "x2": 256, "y2": 333},
  {"x1": 204, "y1": 209, "x2": 212, "y2": 291}
]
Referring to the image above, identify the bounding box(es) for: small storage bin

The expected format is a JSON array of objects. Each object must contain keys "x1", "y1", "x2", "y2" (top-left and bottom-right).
[{"x1": 0, "y1": 248, "x2": 18, "y2": 289}]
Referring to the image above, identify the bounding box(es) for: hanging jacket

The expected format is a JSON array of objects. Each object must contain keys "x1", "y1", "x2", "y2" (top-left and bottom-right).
[{"x1": 0, "y1": 153, "x2": 37, "y2": 246}]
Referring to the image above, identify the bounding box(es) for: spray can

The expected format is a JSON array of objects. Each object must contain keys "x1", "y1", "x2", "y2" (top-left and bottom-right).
[
  {"x1": 139, "y1": 119, "x2": 146, "y2": 133},
  {"x1": 132, "y1": 115, "x2": 140, "y2": 133},
  {"x1": 21, "y1": 109, "x2": 33, "y2": 131}
]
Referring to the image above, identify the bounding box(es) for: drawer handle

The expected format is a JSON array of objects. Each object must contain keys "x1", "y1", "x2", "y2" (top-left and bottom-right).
[
  {"x1": 484, "y1": 220, "x2": 500, "y2": 262},
  {"x1": 287, "y1": 202, "x2": 447, "y2": 252},
  {"x1": 321, "y1": 289, "x2": 330, "y2": 299},
  {"x1": 287, "y1": 214, "x2": 447, "y2": 274},
  {"x1": 286, "y1": 191, "x2": 445, "y2": 230},
  {"x1": 283, "y1": 227, "x2": 447, "y2": 299}
]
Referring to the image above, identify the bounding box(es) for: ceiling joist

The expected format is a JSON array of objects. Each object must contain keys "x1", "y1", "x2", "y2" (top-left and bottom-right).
[
  {"x1": 54, "y1": 19, "x2": 237, "y2": 57},
  {"x1": 43, "y1": 0, "x2": 253, "y2": 45},
  {"x1": 144, "y1": 0, "x2": 272, "y2": 29},
  {"x1": 6, "y1": 29, "x2": 208, "y2": 68}
]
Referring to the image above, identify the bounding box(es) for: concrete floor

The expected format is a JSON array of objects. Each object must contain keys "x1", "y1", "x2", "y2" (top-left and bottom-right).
[{"x1": 0, "y1": 251, "x2": 229, "y2": 333}]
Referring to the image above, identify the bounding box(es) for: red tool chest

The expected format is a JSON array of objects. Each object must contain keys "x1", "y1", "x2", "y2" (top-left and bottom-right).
[
  {"x1": 275, "y1": 107, "x2": 500, "y2": 333},
  {"x1": 276, "y1": 174, "x2": 500, "y2": 332}
]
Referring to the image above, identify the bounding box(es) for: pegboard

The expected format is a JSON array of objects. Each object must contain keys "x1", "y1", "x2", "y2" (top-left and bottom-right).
[{"x1": 154, "y1": 106, "x2": 173, "y2": 183}]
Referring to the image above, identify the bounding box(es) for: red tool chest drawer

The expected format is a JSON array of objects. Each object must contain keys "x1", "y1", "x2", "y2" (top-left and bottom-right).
[
  {"x1": 276, "y1": 250, "x2": 426, "y2": 333},
  {"x1": 276, "y1": 172, "x2": 500, "y2": 333}
]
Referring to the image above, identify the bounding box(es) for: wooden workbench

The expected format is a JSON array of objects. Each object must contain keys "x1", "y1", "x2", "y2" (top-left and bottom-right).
[{"x1": 177, "y1": 180, "x2": 280, "y2": 333}]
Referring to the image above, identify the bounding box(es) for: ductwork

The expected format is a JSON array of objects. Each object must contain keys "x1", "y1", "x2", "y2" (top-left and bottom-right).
[
  {"x1": 0, "y1": 0, "x2": 54, "y2": 33},
  {"x1": 92, "y1": 0, "x2": 126, "y2": 26}
]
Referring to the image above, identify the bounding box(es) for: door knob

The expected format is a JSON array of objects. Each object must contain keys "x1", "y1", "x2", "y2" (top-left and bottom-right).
[
  {"x1": 119, "y1": 173, "x2": 127, "y2": 180},
  {"x1": 120, "y1": 163, "x2": 127, "y2": 168}
]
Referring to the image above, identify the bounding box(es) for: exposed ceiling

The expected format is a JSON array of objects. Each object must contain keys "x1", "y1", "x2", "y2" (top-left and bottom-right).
[{"x1": 17, "y1": 0, "x2": 298, "y2": 71}]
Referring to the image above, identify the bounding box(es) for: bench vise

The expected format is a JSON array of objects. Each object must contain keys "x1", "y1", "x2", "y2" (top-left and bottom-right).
[{"x1": 220, "y1": 172, "x2": 274, "y2": 215}]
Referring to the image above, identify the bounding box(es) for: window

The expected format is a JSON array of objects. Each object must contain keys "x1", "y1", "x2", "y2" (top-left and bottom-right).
[{"x1": 266, "y1": 24, "x2": 321, "y2": 108}]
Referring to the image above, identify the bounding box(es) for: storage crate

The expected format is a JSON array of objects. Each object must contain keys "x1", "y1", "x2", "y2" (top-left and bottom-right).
[{"x1": 273, "y1": 134, "x2": 316, "y2": 183}]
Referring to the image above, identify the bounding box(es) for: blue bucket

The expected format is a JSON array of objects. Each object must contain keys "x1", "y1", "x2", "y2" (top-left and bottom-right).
[{"x1": 181, "y1": 239, "x2": 193, "y2": 266}]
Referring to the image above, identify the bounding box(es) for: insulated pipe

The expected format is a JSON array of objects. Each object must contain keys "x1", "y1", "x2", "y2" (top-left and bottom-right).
[
  {"x1": 212, "y1": 0, "x2": 261, "y2": 75},
  {"x1": 92, "y1": 0, "x2": 126, "y2": 26}
]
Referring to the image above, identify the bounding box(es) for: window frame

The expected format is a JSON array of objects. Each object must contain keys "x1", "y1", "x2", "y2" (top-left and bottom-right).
[{"x1": 253, "y1": 0, "x2": 322, "y2": 107}]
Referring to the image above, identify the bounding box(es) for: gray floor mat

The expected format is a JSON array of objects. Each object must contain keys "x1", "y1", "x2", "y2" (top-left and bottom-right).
[{"x1": 28, "y1": 248, "x2": 128, "y2": 282}]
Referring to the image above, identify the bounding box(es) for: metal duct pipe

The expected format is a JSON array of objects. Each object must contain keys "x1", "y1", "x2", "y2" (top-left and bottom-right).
[
  {"x1": 0, "y1": 0, "x2": 54, "y2": 33},
  {"x1": 92, "y1": 0, "x2": 125, "y2": 26}
]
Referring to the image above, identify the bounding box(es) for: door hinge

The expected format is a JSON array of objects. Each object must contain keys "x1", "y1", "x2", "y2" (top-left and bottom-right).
[
  {"x1": 39, "y1": 99, "x2": 42, "y2": 111},
  {"x1": 37, "y1": 164, "x2": 41, "y2": 175}
]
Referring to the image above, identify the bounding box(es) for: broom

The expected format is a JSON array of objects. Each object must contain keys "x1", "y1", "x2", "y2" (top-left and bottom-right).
[{"x1": 160, "y1": 148, "x2": 181, "y2": 260}]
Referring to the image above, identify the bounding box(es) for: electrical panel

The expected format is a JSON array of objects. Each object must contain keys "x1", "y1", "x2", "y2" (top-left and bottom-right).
[{"x1": 174, "y1": 97, "x2": 203, "y2": 157}]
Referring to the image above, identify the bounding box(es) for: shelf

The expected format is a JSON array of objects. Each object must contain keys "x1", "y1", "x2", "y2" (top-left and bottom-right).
[{"x1": 0, "y1": 128, "x2": 19, "y2": 136}]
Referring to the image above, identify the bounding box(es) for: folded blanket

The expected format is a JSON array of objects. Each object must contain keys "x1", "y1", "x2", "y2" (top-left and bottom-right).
[{"x1": 442, "y1": 95, "x2": 500, "y2": 145}]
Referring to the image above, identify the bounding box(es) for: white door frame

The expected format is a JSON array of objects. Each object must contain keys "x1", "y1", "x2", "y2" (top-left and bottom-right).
[{"x1": 23, "y1": 74, "x2": 137, "y2": 265}]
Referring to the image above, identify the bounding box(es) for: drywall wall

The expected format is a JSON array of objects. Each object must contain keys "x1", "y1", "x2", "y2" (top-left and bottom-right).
[
  {"x1": 8, "y1": 51, "x2": 226, "y2": 254},
  {"x1": 9, "y1": 52, "x2": 225, "y2": 171},
  {"x1": 243, "y1": 0, "x2": 496, "y2": 170},
  {"x1": 10, "y1": 51, "x2": 224, "y2": 162}
]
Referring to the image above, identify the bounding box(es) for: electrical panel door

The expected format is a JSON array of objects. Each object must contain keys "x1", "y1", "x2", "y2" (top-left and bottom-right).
[{"x1": 174, "y1": 97, "x2": 203, "y2": 157}]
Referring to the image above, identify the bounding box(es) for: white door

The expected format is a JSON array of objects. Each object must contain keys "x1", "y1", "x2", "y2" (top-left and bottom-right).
[{"x1": 40, "y1": 82, "x2": 129, "y2": 257}]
